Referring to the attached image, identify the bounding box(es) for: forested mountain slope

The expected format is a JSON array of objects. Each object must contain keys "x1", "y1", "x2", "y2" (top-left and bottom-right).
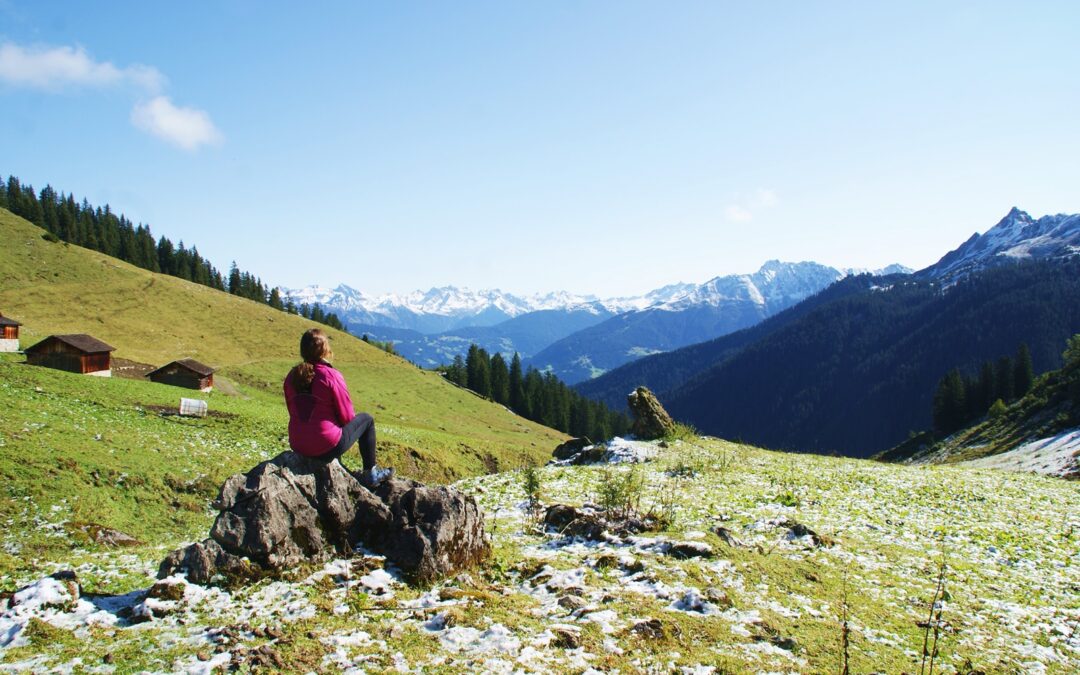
[
  {"x1": 575, "y1": 274, "x2": 892, "y2": 410},
  {"x1": 664, "y1": 259, "x2": 1080, "y2": 457}
]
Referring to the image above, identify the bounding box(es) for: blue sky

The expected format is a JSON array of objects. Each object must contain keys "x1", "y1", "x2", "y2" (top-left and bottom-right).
[{"x1": 2, "y1": 1, "x2": 1078, "y2": 297}]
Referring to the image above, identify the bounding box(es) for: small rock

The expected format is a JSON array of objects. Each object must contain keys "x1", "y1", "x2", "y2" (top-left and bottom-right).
[
  {"x1": 266, "y1": 627, "x2": 284, "y2": 640},
  {"x1": 147, "y1": 580, "x2": 185, "y2": 602},
  {"x1": 558, "y1": 595, "x2": 587, "y2": 611},
  {"x1": 705, "y1": 587, "x2": 734, "y2": 609},
  {"x1": 543, "y1": 504, "x2": 582, "y2": 531},
  {"x1": 786, "y1": 522, "x2": 834, "y2": 548},
  {"x1": 631, "y1": 617, "x2": 681, "y2": 640},
  {"x1": 668, "y1": 541, "x2": 714, "y2": 559},
  {"x1": 714, "y1": 526, "x2": 745, "y2": 547},
  {"x1": 551, "y1": 627, "x2": 581, "y2": 649},
  {"x1": 196, "y1": 651, "x2": 211, "y2": 662},
  {"x1": 71, "y1": 523, "x2": 142, "y2": 548}
]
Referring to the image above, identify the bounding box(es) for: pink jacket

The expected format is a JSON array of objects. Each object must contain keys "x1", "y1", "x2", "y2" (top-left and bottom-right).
[{"x1": 283, "y1": 361, "x2": 356, "y2": 457}]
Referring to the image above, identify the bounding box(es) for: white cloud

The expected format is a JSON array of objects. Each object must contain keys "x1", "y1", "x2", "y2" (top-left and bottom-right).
[
  {"x1": 0, "y1": 41, "x2": 221, "y2": 151},
  {"x1": 725, "y1": 188, "x2": 778, "y2": 223},
  {"x1": 725, "y1": 205, "x2": 753, "y2": 222},
  {"x1": 131, "y1": 96, "x2": 222, "y2": 151},
  {"x1": 0, "y1": 42, "x2": 163, "y2": 92},
  {"x1": 754, "y1": 188, "x2": 778, "y2": 208}
]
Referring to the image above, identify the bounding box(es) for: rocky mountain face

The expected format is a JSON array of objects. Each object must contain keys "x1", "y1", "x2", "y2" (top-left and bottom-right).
[
  {"x1": 527, "y1": 261, "x2": 863, "y2": 384},
  {"x1": 919, "y1": 207, "x2": 1080, "y2": 282}
]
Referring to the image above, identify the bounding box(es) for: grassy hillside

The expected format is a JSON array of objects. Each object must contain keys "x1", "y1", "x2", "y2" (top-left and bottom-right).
[
  {"x1": 881, "y1": 343, "x2": 1080, "y2": 473},
  {"x1": 0, "y1": 206, "x2": 564, "y2": 573}
]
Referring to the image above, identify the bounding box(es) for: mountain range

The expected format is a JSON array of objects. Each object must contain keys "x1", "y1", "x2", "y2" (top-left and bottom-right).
[
  {"x1": 285, "y1": 261, "x2": 909, "y2": 373},
  {"x1": 578, "y1": 208, "x2": 1080, "y2": 457}
]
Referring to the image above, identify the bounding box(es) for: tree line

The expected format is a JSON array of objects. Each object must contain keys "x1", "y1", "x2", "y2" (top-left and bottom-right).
[
  {"x1": 440, "y1": 344, "x2": 631, "y2": 442},
  {"x1": 1, "y1": 174, "x2": 343, "y2": 331},
  {"x1": 931, "y1": 344, "x2": 1034, "y2": 434}
]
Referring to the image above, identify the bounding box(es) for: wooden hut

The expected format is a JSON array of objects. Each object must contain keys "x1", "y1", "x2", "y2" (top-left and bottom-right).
[
  {"x1": 0, "y1": 314, "x2": 20, "y2": 353},
  {"x1": 25, "y1": 334, "x2": 115, "y2": 376},
  {"x1": 147, "y1": 358, "x2": 215, "y2": 391}
]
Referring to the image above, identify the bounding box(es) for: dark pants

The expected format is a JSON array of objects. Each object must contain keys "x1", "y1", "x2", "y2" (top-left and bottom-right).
[{"x1": 319, "y1": 413, "x2": 376, "y2": 472}]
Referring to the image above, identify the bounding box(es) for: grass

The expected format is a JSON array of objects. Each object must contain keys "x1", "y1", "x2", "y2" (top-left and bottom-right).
[
  {"x1": 0, "y1": 204, "x2": 564, "y2": 583},
  {"x1": 1, "y1": 205, "x2": 1078, "y2": 672}
]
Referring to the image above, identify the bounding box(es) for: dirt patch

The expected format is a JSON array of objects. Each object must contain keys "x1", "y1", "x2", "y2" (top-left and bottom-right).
[{"x1": 112, "y1": 358, "x2": 155, "y2": 380}]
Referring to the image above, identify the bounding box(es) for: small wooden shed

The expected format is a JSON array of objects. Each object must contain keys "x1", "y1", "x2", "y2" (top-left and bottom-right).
[
  {"x1": 25, "y1": 334, "x2": 116, "y2": 376},
  {"x1": 147, "y1": 358, "x2": 215, "y2": 392},
  {"x1": 0, "y1": 314, "x2": 20, "y2": 353}
]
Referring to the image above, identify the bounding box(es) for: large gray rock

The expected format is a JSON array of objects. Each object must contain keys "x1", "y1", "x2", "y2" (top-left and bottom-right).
[
  {"x1": 159, "y1": 452, "x2": 489, "y2": 586},
  {"x1": 627, "y1": 386, "x2": 676, "y2": 440}
]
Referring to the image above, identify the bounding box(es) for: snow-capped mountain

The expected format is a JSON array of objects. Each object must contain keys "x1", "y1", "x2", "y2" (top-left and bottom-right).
[
  {"x1": 527, "y1": 260, "x2": 906, "y2": 384},
  {"x1": 281, "y1": 283, "x2": 701, "y2": 334},
  {"x1": 656, "y1": 260, "x2": 847, "y2": 312},
  {"x1": 920, "y1": 208, "x2": 1080, "y2": 282},
  {"x1": 287, "y1": 260, "x2": 908, "y2": 371}
]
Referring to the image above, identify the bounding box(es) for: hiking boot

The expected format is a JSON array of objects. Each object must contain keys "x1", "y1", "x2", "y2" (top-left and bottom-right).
[{"x1": 360, "y1": 465, "x2": 394, "y2": 488}]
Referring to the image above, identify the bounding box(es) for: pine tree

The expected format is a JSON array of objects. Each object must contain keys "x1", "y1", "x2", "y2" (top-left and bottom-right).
[
  {"x1": 228, "y1": 262, "x2": 242, "y2": 295},
  {"x1": 490, "y1": 354, "x2": 510, "y2": 405},
  {"x1": 1014, "y1": 343, "x2": 1034, "y2": 397},
  {"x1": 269, "y1": 287, "x2": 285, "y2": 310},
  {"x1": 932, "y1": 369, "x2": 966, "y2": 434},
  {"x1": 509, "y1": 353, "x2": 525, "y2": 412},
  {"x1": 995, "y1": 356, "x2": 1016, "y2": 402}
]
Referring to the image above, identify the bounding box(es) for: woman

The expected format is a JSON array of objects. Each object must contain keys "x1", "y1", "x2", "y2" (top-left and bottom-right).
[{"x1": 283, "y1": 328, "x2": 393, "y2": 487}]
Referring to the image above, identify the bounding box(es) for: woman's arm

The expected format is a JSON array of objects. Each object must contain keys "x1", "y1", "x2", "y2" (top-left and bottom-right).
[
  {"x1": 330, "y1": 369, "x2": 357, "y2": 425},
  {"x1": 283, "y1": 368, "x2": 298, "y2": 418}
]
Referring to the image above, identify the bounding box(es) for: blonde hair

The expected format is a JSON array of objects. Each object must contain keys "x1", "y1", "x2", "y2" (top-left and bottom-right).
[{"x1": 293, "y1": 328, "x2": 333, "y2": 391}]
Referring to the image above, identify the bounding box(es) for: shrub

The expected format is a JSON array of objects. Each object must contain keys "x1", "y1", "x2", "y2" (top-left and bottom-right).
[
  {"x1": 521, "y1": 464, "x2": 543, "y2": 515},
  {"x1": 595, "y1": 466, "x2": 645, "y2": 520},
  {"x1": 987, "y1": 399, "x2": 1007, "y2": 420}
]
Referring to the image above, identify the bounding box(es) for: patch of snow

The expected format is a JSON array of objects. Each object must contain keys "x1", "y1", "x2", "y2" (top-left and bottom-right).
[{"x1": 961, "y1": 428, "x2": 1080, "y2": 477}]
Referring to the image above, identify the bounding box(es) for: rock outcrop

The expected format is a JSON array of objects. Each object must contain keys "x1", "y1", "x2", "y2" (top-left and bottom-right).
[
  {"x1": 552, "y1": 437, "x2": 592, "y2": 461},
  {"x1": 627, "y1": 386, "x2": 676, "y2": 440},
  {"x1": 159, "y1": 452, "x2": 489, "y2": 586}
]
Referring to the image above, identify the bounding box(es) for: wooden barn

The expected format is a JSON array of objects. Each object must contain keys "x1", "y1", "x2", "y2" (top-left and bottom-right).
[
  {"x1": 0, "y1": 314, "x2": 20, "y2": 353},
  {"x1": 147, "y1": 358, "x2": 215, "y2": 391},
  {"x1": 25, "y1": 334, "x2": 116, "y2": 376}
]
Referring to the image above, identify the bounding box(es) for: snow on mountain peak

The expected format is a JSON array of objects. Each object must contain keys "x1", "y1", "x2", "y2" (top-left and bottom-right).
[
  {"x1": 921, "y1": 208, "x2": 1080, "y2": 281},
  {"x1": 283, "y1": 259, "x2": 910, "y2": 333}
]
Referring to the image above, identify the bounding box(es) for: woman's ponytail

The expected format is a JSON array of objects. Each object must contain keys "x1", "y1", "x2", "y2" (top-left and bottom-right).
[{"x1": 294, "y1": 328, "x2": 332, "y2": 392}]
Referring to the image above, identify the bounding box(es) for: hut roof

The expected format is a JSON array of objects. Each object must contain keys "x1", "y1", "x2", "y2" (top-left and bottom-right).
[
  {"x1": 27, "y1": 334, "x2": 116, "y2": 354},
  {"x1": 148, "y1": 358, "x2": 215, "y2": 378},
  {"x1": 0, "y1": 316, "x2": 21, "y2": 327}
]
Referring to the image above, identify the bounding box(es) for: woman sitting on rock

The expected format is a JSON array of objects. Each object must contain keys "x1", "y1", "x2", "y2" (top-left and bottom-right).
[{"x1": 283, "y1": 328, "x2": 393, "y2": 487}]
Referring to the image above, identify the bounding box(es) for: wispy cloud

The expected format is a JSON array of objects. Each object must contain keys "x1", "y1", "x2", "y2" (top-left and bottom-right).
[
  {"x1": 132, "y1": 96, "x2": 222, "y2": 151},
  {"x1": 0, "y1": 42, "x2": 163, "y2": 92},
  {"x1": 0, "y1": 41, "x2": 220, "y2": 151},
  {"x1": 724, "y1": 205, "x2": 753, "y2": 223},
  {"x1": 725, "y1": 188, "x2": 779, "y2": 223}
]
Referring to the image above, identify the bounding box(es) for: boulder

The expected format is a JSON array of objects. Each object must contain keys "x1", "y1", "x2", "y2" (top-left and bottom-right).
[
  {"x1": 552, "y1": 437, "x2": 592, "y2": 461},
  {"x1": 627, "y1": 387, "x2": 676, "y2": 440},
  {"x1": 159, "y1": 452, "x2": 489, "y2": 586}
]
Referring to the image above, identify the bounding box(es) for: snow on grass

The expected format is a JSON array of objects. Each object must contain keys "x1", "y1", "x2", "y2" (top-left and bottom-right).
[
  {"x1": 961, "y1": 427, "x2": 1080, "y2": 477},
  {"x1": 2, "y1": 437, "x2": 1078, "y2": 673}
]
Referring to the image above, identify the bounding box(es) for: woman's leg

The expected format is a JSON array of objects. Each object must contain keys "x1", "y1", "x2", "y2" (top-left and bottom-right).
[
  {"x1": 331, "y1": 413, "x2": 377, "y2": 471},
  {"x1": 356, "y1": 415, "x2": 377, "y2": 472}
]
